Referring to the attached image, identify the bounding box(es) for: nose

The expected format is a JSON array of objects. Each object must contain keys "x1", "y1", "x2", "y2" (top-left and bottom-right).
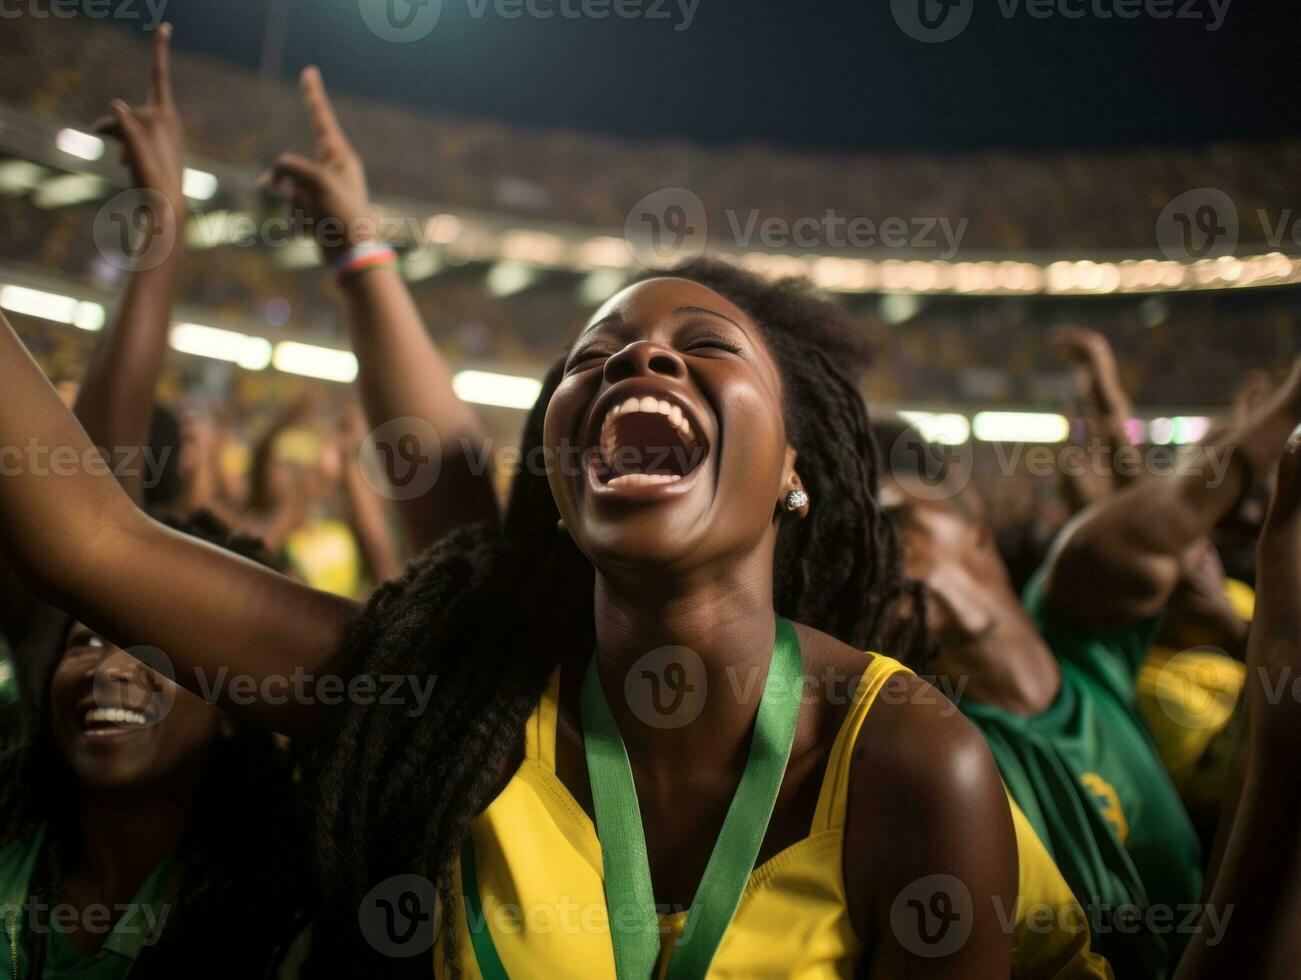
[
  {"x1": 603, "y1": 340, "x2": 686, "y2": 385},
  {"x1": 93, "y1": 647, "x2": 151, "y2": 690}
]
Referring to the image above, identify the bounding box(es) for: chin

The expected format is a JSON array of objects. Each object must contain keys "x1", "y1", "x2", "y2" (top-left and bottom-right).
[
  {"x1": 67, "y1": 757, "x2": 159, "y2": 791},
  {"x1": 579, "y1": 513, "x2": 708, "y2": 572}
]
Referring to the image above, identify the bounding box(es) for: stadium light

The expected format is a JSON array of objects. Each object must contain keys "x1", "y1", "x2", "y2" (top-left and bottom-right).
[
  {"x1": 452, "y1": 370, "x2": 543, "y2": 410},
  {"x1": 402, "y1": 248, "x2": 442, "y2": 282},
  {"x1": 897, "y1": 411, "x2": 971, "y2": 446},
  {"x1": 0, "y1": 161, "x2": 47, "y2": 195},
  {"x1": 272, "y1": 341, "x2": 358, "y2": 383},
  {"x1": 170, "y1": 323, "x2": 272, "y2": 371},
  {"x1": 0, "y1": 285, "x2": 104, "y2": 331},
  {"x1": 33, "y1": 174, "x2": 105, "y2": 209},
  {"x1": 55, "y1": 128, "x2": 104, "y2": 162},
  {"x1": 1171, "y1": 416, "x2": 1212, "y2": 444},
  {"x1": 485, "y1": 261, "x2": 540, "y2": 297},
  {"x1": 972, "y1": 412, "x2": 1070, "y2": 444},
  {"x1": 182, "y1": 168, "x2": 219, "y2": 202}
]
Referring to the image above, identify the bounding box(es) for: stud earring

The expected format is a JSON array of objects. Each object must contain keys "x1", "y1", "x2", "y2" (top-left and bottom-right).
[{"x1": 784, "y1": 489, "x2": 809, "y2": 512}]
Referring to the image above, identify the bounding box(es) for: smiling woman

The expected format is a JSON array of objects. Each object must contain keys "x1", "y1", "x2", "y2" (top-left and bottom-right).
[
  {"x1": 0, "y1": 254, "x2": 1098, "y2": 978},
  {"x1": 0, "y1": 512, "x2": 307, "y2": 977},
  {"x1": 303, "y1": 260, "x2": 1030, "y2": 978}
]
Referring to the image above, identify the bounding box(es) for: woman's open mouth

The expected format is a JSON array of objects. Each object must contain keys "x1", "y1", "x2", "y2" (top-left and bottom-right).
[
  {"x1": 78, "y1": 704, "x2": 153, "y2": 739},
  {"x1": 586, "y1": 390, "x2": 710, "y2": 495}
]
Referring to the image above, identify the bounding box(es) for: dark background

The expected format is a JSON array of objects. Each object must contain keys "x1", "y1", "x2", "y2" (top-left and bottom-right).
[{"x1": 122, "y1": 0, "x2": 1301, "y2": 153}]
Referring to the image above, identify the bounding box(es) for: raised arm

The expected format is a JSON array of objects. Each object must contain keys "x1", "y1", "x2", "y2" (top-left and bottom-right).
[
  {"x1": 263, "y1": 67, "x2": 498, "y2": 555},
  {"x1": 1175, "y1": 425, "x2": 1301, "y2": 979},
  {"x1": 0, "y1": 26, "x2": 189, "y2": 655},
  {"x1": 0, "y1": 310, "x2": 356, "y2": 737},
  {"x1": 1042, "y1": 357, "x2": 1300, "y2": 629},
  {"x1": 1051, "y1": 325, "x2": 1136, "y2": 511},
  {"x1": 75, "y1": 24, "x2": 186, "y2": 504},
  {"x1": 338, "y1": 403, "x2": 403, "y2": 584}
]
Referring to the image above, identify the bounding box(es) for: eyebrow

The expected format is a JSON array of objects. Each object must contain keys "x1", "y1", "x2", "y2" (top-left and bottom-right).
[
  {"x1": 674, "y1": 306, "x2": 745, "y2": 330},
  {"x1": 581, "y1": 306, "x2": 745, "y2": 335}
]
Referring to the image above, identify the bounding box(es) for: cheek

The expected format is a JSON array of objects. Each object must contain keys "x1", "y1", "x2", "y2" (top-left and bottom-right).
[
  {"x1": 718, "y1": 383, "x2": 788, "y2": 490},
  {"x1": 48, "y1": 666, "x2": 81, "y2": 726},
  {"x1": 154, "y1": 698, "x2": 221, "y2": 762},
  {"x1": 542, "y1": 380, "x2": 592, "y2": 499}
]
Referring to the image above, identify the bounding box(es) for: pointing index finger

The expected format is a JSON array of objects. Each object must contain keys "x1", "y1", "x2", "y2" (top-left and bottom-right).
[
  {"x1": 301, "y1": 66, "x2": 349, "y2": 153},
  {"x1": 149, "y1": 23, "x2": 174, "y2": 107}
]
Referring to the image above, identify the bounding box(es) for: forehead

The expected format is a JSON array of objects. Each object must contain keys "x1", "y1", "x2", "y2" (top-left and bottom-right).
[{"x1": 580, "y1": 277, "x2": 756, "y2": 340}]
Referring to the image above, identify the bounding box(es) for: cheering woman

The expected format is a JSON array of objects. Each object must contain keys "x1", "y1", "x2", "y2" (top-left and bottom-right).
[{"x1": 0, "y1": 237, "x2": 1034, "y2": 980}]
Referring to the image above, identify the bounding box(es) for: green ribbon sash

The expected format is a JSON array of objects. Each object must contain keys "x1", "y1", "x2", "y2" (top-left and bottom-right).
[{"x1": 460, "y1": 617, "x2": 803, "y2": 980}]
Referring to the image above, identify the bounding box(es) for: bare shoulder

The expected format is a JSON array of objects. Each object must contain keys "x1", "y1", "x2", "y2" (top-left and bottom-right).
[
  {"x1": 843, "y1": 669, "x2": 1017, "y2": 951},
  {"x1": 853, "y1": 670, "x2": 998, "y2": 800}
]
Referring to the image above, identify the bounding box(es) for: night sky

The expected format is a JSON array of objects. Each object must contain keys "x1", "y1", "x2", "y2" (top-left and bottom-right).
[{"x1": 118, "y1": 0, "x2": 1301, "y2": 153}]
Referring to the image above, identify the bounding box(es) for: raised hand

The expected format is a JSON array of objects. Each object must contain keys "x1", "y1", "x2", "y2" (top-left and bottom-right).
[
  {"x1": 93, "y1": 23, "x2": 185, "y2": 215},
  {"x1": 262, "y1": 67, "x2": 377, "y2": 257},
  {"x1": 1245, "y1": 424, "x2": 1301, "y2": 749},
  {"x1": 1050, "y1": 324, "x2": 1132, "y2": 424}
]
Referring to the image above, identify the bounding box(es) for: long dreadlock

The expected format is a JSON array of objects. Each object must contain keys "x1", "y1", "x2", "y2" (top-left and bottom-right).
[{"x1": 305, "y1": 258, "x2": 928, "y2": 976}]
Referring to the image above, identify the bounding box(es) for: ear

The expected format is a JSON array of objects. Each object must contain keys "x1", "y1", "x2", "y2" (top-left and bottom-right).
[{"x1": 777, "y1": 446, "x2": 810, "y2": 521}]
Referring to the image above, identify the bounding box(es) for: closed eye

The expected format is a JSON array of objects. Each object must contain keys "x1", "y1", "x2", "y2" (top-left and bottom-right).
[
  {"x1": 682, "y1": 334, "x2": 743, "y2": 355},
  {"x1": 566, "y1": 346, "x2": 616, "y2": 371}
]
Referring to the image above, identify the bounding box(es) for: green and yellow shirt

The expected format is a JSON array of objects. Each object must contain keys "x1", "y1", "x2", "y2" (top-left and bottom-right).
[
  {"x1": 0, "y1": 825, "x2": 173, "y2": 979},
  {"x1": 961, "y1": 572, "x2": 1203, "y2": 980}
]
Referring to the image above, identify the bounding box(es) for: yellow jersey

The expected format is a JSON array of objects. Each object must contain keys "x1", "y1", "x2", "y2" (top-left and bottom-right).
[{"x1": 439, "y1": 654, "x2": 1112, "y2": 978}]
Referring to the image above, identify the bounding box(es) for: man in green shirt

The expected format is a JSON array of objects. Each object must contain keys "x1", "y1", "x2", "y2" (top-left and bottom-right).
[{"x1": 883, "y1": 360, "x2": 1301, "y2": 977}]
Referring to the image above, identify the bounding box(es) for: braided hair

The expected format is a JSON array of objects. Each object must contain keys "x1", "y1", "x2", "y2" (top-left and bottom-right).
[
  {"x1": 0, "y1": 510, "x2": 308, "y2": 978},
  {"x1": 306, "y1": 257, "x2": 927, "y2": 975}
]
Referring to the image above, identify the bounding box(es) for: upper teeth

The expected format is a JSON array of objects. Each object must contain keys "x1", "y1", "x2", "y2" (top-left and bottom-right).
[
  {"x1": 600, "y1": 396, "x2": 696, "y2": 465},
  {"x1": 85, "y1": 707, "x2": 147, "y2": 728}
]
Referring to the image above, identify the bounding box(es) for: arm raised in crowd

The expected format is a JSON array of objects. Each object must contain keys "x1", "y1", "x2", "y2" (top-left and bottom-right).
[
  {"x1": 77, "y1": 24, "x2": 186, "y2": 504},
  {"x1": 0, "y1": 310, "x2": 357, "y2": 737},
  {"x1": 338, "y1": 403, "x2": 403, "y2": 584},
  {"x1": 263, "y1": 67, "x2": 498, "y2": 557},
  {"x1": 0, "y1": 27, "x2": 185, "y2": 647},
  {"x1": 1042, "y1": 357, "x2": 1301, "y2": 629},
  {"x1": 1051, "y1": 325, "x2": 1137, "y2": 512},
  {"x1": 1175, "y1": 426, "x2": 1301, "y2": 979}
]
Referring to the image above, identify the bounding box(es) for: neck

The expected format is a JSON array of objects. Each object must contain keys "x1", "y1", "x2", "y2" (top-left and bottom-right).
[
  {"x1": 592, "y1": 550, "x2": 781, "y2": 781},
  {"x1": 932, "y1": 592, "x2": 1061, "y2": 716},
  {"x1": 68, "y1": 777, "x2": 196, "y2": 905}
]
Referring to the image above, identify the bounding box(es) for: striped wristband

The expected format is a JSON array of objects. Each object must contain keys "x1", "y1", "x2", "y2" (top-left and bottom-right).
[{"x1": 334, "y1": 242, "x2": 398, "y2": 283}]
